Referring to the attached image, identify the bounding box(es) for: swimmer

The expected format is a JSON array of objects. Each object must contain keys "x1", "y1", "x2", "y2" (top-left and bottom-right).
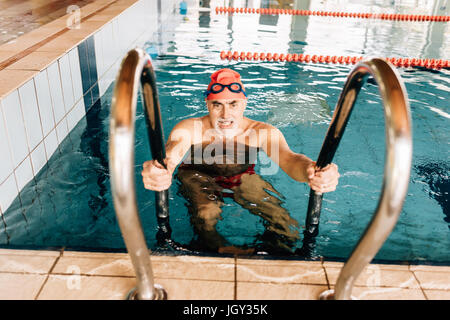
[{"x1": 142, "y1": 68, "x2": 340, "y2": 254}]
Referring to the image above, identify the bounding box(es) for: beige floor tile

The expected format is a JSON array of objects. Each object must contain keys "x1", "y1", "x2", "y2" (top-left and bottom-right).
[
  {"x1": 351, "y1": 286, "x2": 426, "y2": 300},
  {"x1": 0, "y1": 273, "x2": 47, "y2": 300},
  {"x1": 0, "y1": 249, "x2": 60, "y2": 257},
  {"x1": 79, "y1": 0, "x2": 118, "y2": 18},
  {"x1": 37, "y1": 275, "x2": 233, "y2": 300},
  {"x1": 52, "y1": 254, "x2": 235, "y2": 281},
  {"x1": 52, "y1": 256, "x2": 134, "y2": 277},
  {"x1": 325, "y1": 267, "x2": 420, "y2": 289},
  {"x1": 369, "y1": 263, "x2": 410, "y2": 271},
  {"x1": 237, "y1": 282, "x2": 328, "y2": 300},
  {"x1": 152, "y1": 255, "x2": 235, "y2": 265},
  {"x1": 153, "y1": 259, "x2": 234, "y2": 281},
  {"x1": 35, "y1": 22, "x2": 105, "y2": 53},
  {"x1": 62, "y1": 250, "x2": 128, "y2": 259},
  {"x1": 0, "y1": 69, "x2": 37, "y2": 98},
  {"x1": 37, "y1": 274, "x2": 135, "y2": 300},
  {"x1": 0, "y1": 254, "x2": 58, "y2": 274},
  {"x1": 424, "y1": 290, "x2": 450, "y2": 300},
  {"x1": 323, "y1": 261, "x2": 409, "y2": 271},
  {"x1": 5, "y1": 51, "x2": 65, "y2": 71},
  {"x1": 237, "y1": 257, "x2": 322, "y2": 267},
  {"x1": 410, "y1": 265, "x2": 450, "y2": 273},
  {"x1": 0, "y1": 32, "x2": 50, "y2": 53},
  {"x1": 322, "y1": 261, "x2": 344, "y2": 268},
  {"x1": 0, "y1": 51, "x2": 17, "y2": 63},
  {"x1": 413, "y1": 271, "x2": 450, "y2": 290},
  {"x1": 157, "y1": 278, "x2": 234, "y2": 300},
  {"x1": 33, "y1": 20, "x2": 69, "y2": 35},
  {"x1": 237, "y1": 263, "x2": 327, "y2": 285}
]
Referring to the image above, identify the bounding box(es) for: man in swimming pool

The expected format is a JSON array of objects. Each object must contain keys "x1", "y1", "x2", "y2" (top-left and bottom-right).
[{"x1": 141, "y1": 68, "x2": 340, "y2": 254}]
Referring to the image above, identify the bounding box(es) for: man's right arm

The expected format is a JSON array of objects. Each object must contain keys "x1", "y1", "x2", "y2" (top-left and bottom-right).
[
  {"x1": 142, "y1": 118, "x2": 196, "y2": 191},
  {"x1": 164, "y1": 118, "x2": 197, "y2": 174}
]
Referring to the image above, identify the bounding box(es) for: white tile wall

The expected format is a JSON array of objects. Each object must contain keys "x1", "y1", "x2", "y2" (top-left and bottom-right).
[
  {"x1": 30, "y1": 141, "x2": 47, "y2": 175},
  {"x1": 47, "y1": 62, "x2": 66, "y2": 124},
  {"x1": 0, "y1": 174, "x2": 18, "y2": 213},
  {"x1": 18, "y1": 79, "x2": 44, "y2": 151},
  {"x1": 14, "y1": 156, "x2": 33, "y2": 191},
  {"x1": 103, "y1": 22, "x2": 115, "y2": 73},
  {"x1": 67, "y1": 99, "x2": 86, "y2": 132},
  {"x1": 55, "y1": 118, "x2": 69, "y2": 145},
  {"x1": 68, "y1": 48, "x2": 84, "y2": 104},
  {"x1": 1, "y1": 90, "x2": 29, "y2": 168},
  {"x1": 0, "y1": 106, "x2": 14, "y2": 184},
  {"x1": 34, "y1": 70, "x2": 56, "y2": 137},
  {"x1": 94, "y1": 29, "x2": 105, "y2": 80},
  {"x1": 44, "y1": 129, "x2": 59, "y2": 160}
]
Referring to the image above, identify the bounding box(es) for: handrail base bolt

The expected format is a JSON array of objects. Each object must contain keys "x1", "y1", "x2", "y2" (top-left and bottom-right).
[
  {"x1": 126, "y1": 284, "x2": 167, "y2": 300},
  {"x1": 319, "y1": 289, "x2": 357, "y2": 300}
]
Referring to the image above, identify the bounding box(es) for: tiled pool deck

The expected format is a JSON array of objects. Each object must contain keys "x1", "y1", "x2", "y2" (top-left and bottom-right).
[{"x1": 0, "y1": 248, "x2": 448, "y2": 300}]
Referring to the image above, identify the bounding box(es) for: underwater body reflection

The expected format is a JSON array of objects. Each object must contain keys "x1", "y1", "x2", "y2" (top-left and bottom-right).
[{"x1": 174, "y1": 141, "x2": 301, "y2": 255}]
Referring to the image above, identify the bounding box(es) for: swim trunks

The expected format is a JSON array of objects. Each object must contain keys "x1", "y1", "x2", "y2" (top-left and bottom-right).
[{"x1": 214, "y1": 164, "x2": 256, "y2": 189}]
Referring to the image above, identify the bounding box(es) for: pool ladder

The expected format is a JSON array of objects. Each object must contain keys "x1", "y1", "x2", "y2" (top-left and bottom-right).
[
  {"x1": 308, "y1": 58, "x2": 413, "y2": 299},
  {"x1": 108, "y1": 48, "x2": 412, "y2": 300},
  {"x1": 109, "y1": 48, "x2": 169, "y2": 300}
]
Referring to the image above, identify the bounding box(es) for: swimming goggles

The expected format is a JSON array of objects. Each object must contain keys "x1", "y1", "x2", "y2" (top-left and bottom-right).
[{"x1": 204, "y1": 82, "x2": 247, "y2": 97}]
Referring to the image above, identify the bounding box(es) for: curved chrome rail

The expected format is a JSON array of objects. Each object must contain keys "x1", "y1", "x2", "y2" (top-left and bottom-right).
[
  {"x1": 109, "y1": 48, "x2": 167, "y2": 300},
  {"x1": 310, "y1": 58, "x2": 413, "y2": 300}
]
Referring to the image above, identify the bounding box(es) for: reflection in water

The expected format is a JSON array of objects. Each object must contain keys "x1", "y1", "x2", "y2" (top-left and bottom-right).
[
  {"x1": 415, "y1": 162, "x2": 450, "y2": 229},
  {"x1": 80, "y1": 100, "x2": 110, "y2": 218},
  {"x1": 175, "y1": 142, "x2": 300, "y2": 255}
]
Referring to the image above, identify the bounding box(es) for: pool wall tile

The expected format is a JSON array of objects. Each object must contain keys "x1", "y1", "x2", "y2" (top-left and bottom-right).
[
  {"x1": 0, "y1": 174, "x2": 19, "y2": 213},
  {"x1": 58, "y1": 54, "x2": 75, "y2": 114},
  {"x1": 30, "y1": 141, "x2": 47, "y2": 175},
  {"x1": 14, "y1": 156, "x2": 33, "y2": 191},
  {"x1": 86, "y1": 36, "x2": 100, "y2": 108},
  {"x1": 68, "y1": 48, "x2": 84, "y2": 105},
  {"x1": 0, "y1": 0, "x2": 178, "y2": 213},
  {"x1": 93, "y1": 30, "x2": 105, "y2": 83},
  {"x1": 0, "y1": 106, "x2": 14, "y2": 184},
  {"x1": 1, "y1": 90, "x2": 29, "y2": 168},
  {"x1": 55, "y1": 118, "x2": 69, "y2": 145},
  {"x1": 44, "y1": 129, "x2": 59, "y2": 160},
  {"x1": 18, "y1": 79, "x2": 44, "y2": 151},
  {"x1": 47, "y1": 62, "x2": 66, "y2": 124},
  {"x1": 34, "y1": 70, "x2": 56, "y2": 137}
]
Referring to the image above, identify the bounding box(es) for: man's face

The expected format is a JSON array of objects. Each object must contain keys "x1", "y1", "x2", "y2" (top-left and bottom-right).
[{"x1": 206, "y1": 99, "x2": 247, "y2": 138}]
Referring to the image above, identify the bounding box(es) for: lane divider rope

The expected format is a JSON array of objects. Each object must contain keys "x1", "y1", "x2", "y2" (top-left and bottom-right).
[
  {"x1": 215, "y1": 7, "x2": 450, "y2": 22},
  {"x1": 220, "y1": 51, "x2": 449, "y2": 69}
]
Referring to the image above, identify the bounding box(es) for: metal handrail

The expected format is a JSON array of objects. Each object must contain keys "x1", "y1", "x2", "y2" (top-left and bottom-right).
[
  {"x1": 313, "y1": 58, "x2": 412, "y2": 300},
  {"x1": 109, "y1": 48, "x2": 168, "y2": 300}
]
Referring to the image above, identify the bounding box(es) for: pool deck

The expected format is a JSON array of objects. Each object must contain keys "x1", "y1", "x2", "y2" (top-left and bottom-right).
[{"x1": 0, "y1": 248, "x2": 449, "y2": 300}]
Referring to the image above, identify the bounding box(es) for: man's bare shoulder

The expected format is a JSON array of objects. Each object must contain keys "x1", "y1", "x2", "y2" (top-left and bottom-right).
[
  {"x1": 245, "y1": 118, "x2": 280, "y2": 132},
  {"x1": 172, "y1": 117, "x2": 204, "y2": 131}
]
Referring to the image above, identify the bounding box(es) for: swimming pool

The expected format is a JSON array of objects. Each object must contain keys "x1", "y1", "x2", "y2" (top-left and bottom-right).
[{"x1": 1, "y1": 0, "x2": 449, "y2": 263}]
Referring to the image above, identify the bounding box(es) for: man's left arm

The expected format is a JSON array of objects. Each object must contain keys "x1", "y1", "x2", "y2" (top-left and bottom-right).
[{"x1": 261, "y1": 124, "x2": 340, "y2": 193}]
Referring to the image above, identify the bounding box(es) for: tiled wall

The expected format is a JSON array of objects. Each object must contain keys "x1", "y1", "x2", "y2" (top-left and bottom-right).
[{"x1": 0, "y1": 0, "x2": 178, "y2": 215}]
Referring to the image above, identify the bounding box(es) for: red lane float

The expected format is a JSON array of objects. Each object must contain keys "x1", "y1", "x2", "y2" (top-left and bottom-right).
[
  {"x1": 214, "y1": 7, "x2": 450, "y2": 22},
  {"x1": 219, "y1": 51, "x2": 449, "y2": 69}
]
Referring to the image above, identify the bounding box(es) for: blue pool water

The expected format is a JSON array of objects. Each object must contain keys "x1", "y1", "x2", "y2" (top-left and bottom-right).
[{"x1": 1, "y1": 1, "x2": 449, "y2": 263}]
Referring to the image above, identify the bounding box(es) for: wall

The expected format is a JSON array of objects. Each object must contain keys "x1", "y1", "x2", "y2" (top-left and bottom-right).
[{"x1": 0, "y1": 0, "x2": 178, "y2": 215}]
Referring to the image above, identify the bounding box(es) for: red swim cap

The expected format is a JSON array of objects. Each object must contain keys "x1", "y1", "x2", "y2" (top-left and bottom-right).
[{"x1": 205, "y1": 68, "x2": 247, "y2": 100}]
